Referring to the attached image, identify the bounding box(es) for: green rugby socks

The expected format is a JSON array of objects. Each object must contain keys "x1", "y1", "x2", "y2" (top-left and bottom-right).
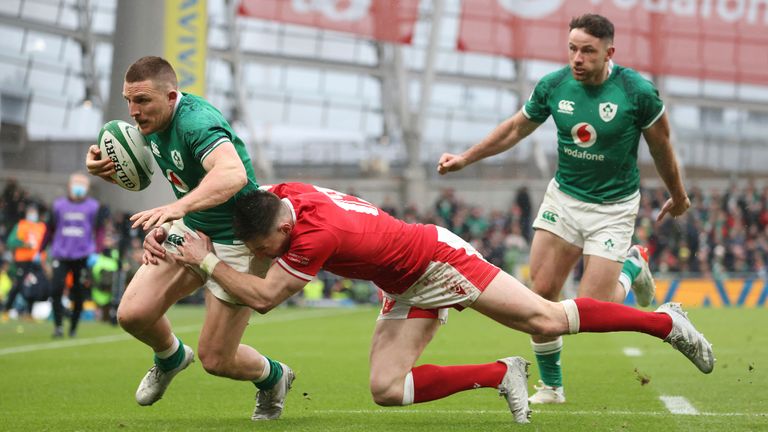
[
  {"x1": 154, "y1": 336, "x2": 185, "y2": 372},
  {"x1": 532, "y1": 337, "x2": 563, "y2": 388},
  {"x1": 253, "y1": 356, "x2": 285, "y2": 390}
]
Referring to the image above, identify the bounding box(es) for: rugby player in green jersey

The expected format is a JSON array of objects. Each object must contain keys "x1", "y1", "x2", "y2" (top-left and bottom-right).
[
  {"x1": 86, "y1": 56, "x2": 292, "y2": 420},
  {"x1": 437, "y1": 14, "x2": 690, "y2": 404}
]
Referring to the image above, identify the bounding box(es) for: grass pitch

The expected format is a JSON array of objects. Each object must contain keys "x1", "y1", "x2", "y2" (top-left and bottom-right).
[{"x1": 0, "y1": 305, "x2": 766, "y2": 431}]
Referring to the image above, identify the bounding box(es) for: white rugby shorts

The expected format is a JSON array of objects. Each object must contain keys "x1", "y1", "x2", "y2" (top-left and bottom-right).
[
  {"x1": 162, "y1": 219, "x2": 269, "y2": 305},
  {"x1": 377, "y1": 226, "x2": 501, "y2": 322},
  {"x1": 532, "y1": 179, "x2": 640, "y2": 262}
]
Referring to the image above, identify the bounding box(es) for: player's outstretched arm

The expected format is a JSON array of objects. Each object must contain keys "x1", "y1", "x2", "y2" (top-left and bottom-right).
[
  {"x1": 437, "y1": 110, "x2": 540, "y2": 175},
  {"x1": 642, "y1": 113, "x2": 690, "y2": 221},
  {"x1": 85, "y1": 145, "x2": 116, "y2": 184},
  {"x1": 129, "y1": 142, "x2": 247, "y2": 230},
  {"x1": 174, "y1": 231, "x2": 306, "y2": 313}
]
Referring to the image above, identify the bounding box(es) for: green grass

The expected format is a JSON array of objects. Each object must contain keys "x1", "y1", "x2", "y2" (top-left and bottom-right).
[{"x1": 0, "y1": 306, "x2": 766, "y2": 431}]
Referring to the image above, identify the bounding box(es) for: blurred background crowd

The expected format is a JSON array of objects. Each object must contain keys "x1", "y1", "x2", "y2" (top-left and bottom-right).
[{"x1": 2, "y1": 176, "x2": 767, "y2": 327}]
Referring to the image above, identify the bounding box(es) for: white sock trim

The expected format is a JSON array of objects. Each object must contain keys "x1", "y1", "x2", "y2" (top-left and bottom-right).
[
  {"x1": 531, "y1": 336, "x2": 563, "y2": 355},
  {"x1": 155, "y1": 334, "x2": 180, "y2": 359},
  {"x1": 560, "y1": 299, "x2": 580, "y2": 334},
  {"x1": 253, "y1": 355, "x2": 271, "y2": 383},
  {"x1": 619, "y1": 273, "x2": 632, "y2": 297},
  {"x1": 402, "y1": 371, "x2": 414, "y2": 406}
]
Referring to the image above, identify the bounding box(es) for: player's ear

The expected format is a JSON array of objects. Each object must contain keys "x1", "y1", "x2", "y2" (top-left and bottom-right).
[
  {"x1": 278, "y1": 222, "x2": 292, "y2": 235},
  {"x1": 605, "y1": 45, "x2": 615, "y2": 61}
]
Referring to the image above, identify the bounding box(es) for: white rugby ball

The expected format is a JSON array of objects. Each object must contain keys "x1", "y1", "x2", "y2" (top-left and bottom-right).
[{"x1": 98, "y1": 120, "x2": 154, "y2": 191}]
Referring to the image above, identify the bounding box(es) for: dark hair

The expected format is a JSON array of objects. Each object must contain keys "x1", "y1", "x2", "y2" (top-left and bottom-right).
[
  {"x1": 125, "y1": 56, "x2": 178, "y2": 87},
  {"x1": 569, "y1": 14, "x2": 614, "y2": 43},
  {"x1": 233, "y1": 190, "x2": 284, "y2": 241}
]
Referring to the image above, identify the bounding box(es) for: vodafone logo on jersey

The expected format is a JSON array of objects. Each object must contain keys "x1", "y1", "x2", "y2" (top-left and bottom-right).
[
  {"x1": 497, "y1": 0, "x2": 564, "y2": 18},
  {"x1": 571, "y1": 122, "x2": 597, "y2": 148},
  {"x1": 166, "y1": 169, "x2": 190, "y2": 193}
]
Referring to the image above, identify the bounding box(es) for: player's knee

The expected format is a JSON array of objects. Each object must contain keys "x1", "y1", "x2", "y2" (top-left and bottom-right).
[
  {"x1": 530, "y1": 274, "x2": 561, "y2": 300},
  {"x1": 198, "y1": 350, "x2": 230, "y2": 377},
  {"x1": 369, "y1": 376, "x2": 403, "y2": 406},
  {"x1": 116, "y1": 304, "x2": 149, "y2": 334}
]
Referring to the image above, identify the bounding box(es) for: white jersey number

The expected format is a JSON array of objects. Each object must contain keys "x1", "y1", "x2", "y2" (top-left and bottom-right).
[{"x1": 313, "y1": 186, "x2": 379, "y2": 216}]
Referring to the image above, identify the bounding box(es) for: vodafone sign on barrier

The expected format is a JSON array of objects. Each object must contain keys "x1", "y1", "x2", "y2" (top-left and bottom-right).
[
  {"x1": 459, "y1": 0, "x2": 768, "y2": 85},
  {"x1": 238, "y1": 0, "x2": 420, "y2": 43}
]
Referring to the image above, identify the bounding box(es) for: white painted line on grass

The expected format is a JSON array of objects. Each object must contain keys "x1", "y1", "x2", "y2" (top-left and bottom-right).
[
  {"x1": 0, "y1": 308, "x2": 364, "y2": 357},
  {"x1": 659, "y1": 395, "x2": 700, "y2": 415},
  {"x1": 310, "y1": 409, "x2": 763, "y2": 418},
  {"x1": 622, "y1": 347, "x2": 643, "y2": 357}
]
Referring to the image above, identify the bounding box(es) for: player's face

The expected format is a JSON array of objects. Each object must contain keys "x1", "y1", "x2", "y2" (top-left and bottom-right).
[
  {"x1": 568, "y1": 28, "x2": 614, "y2": 85},
  {"x1": 245, "y1": 225, "x2": 291, "y2": 260},
  {"x1": 123, "y1": 80, "x2": 177, "y2": 135}
]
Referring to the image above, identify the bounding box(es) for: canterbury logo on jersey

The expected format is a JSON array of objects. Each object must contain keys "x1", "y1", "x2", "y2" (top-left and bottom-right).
[{"x1": 558, "y1": 100, "x2": 575, "y2": 114}]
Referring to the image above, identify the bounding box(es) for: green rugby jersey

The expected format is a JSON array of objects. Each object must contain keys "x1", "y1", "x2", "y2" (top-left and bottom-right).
[
  {"x1": 144, "y1": 93, "x2": 259, "y2": 244},
  {"x1": 523, "y1": 64, "x2": 664, "y2": 204}
]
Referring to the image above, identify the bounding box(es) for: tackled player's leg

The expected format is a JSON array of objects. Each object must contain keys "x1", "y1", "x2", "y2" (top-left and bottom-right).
[
  {"x1": 118, "y1": 256, "x2": 202, "y2": 406},
  {"x1": 197, "y1": 291, "x2": 294, "y2": 420}
]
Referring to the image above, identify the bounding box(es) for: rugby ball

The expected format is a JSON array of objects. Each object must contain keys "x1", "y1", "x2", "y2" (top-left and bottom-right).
[{"x1": 98, "y1": 120, "x2": 154, "y2": 191}]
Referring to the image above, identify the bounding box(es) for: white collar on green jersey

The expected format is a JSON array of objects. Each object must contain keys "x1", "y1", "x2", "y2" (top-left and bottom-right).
[{"x1": 171, "y1": 91, "x2": 183, "y2": 118}]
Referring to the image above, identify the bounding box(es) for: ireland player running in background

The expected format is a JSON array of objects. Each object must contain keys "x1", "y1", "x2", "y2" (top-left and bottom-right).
[
  {"x1": 85, "y1": 56, "x2": 293, "y2": 420},
  {"x1": 437, "y1": 14, "x2": 690, "y2": 404}
]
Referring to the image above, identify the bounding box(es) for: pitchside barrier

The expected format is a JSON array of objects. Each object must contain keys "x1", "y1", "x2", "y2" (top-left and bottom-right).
[{"x1": 625, "y1": 277, "x2": 768, "y2": 308}]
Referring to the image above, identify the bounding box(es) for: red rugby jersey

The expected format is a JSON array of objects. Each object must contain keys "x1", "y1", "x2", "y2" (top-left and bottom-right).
[{"x1": 267, "y1": 183, "x2": 437, "y2": 294}]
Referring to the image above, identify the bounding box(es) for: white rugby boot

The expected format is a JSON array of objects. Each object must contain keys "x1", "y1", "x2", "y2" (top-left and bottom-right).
[
  {"x1": 528, "y1": 380, "x2": 566, "y2": 404},
  {"x1": 656, "y1": 302, "x2": 715, "y2": 374},
  {"x1": 135, "y1": 345, "x2": 195, "y2": 406},
  {"x1": 629, "y1": 245, "x2": 656, "y2": 307},
  {"x1": 497, "y1": 357, "x2": 532, "y2": 424},
  {"x1": 252, "y1": 363, "x2": 295, "y2": 420}
]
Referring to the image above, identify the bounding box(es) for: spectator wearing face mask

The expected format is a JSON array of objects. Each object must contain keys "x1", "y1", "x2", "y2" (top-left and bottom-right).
[
  {"x1": 45, "y1": 173, "x2": 102, "y2": 338},
  {"x1": 2, "y1": 202, "x2": 47, "y2": 320}
]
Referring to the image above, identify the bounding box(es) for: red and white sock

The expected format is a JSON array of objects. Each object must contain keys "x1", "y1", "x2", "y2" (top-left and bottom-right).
[
  {"x1": 402, "y1": 362, "x2": 508, "y2": 405},
  {"x1": 561, "y1": 298, "x2": 672, "y2": 339}
]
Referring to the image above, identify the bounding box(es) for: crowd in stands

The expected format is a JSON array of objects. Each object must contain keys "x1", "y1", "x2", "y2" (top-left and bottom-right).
[
  {"x1": 2, "y1": 178, "x2": 767, "y2": 319},
  {"x1": 1, "y1": 178, "x2": 147, "y2": 323},
  {"x1": 394, "y1": 183, "x2": 768, "y2": 280}
]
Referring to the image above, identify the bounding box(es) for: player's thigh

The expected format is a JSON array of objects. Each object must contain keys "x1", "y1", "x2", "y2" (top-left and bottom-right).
[
  {"x1": 470, "y1": 270, "x2": 566, "y2": 337},
  {"x1": 580, "y1": 194, "x2": 638, "y2": 264},
  {"x1": 529, "y1": 229, "x2": 582, "y2": 299},
  {"x1": 118, "y1": 258, "x2": 202, "y2": 323},
  {"x1": 578, "y1": 255, "x2": 623, "y2": 301},
  {"x1": 197, "y1": 291, "x2": 253, "y2": 358},
  {"x1": 370, "y1": 316, "x2": 440, "y2": 386}
]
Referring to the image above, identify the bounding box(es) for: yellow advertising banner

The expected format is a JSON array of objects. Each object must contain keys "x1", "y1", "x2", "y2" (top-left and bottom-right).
[
  {"x1": 164, "y1": 0, "x2": 207, "y2": 96},
  {"x1": 638, "y1": 279, "x2": 768, "y2": 308}
]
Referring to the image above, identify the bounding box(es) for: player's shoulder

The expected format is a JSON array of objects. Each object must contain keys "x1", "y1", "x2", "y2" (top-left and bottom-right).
[
  {"x1": 536, "y1": 66, "x2": 572, "y2": 91},
  {"x1": 612, "y1": 64, "x2": 658, "y2": 95},
  {"x1": 174, "y1": 94, "x2": 225, "y2": 129},
  {"x1": 267, "y1": 182, "x2": 318, "y2": 198}
]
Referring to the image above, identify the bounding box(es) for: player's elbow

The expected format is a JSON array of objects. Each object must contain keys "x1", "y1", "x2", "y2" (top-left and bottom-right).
[
  {"x1": 226, "y1": 164, "x2": 248, "y2": 189},
  {"x1": 232, "y1": 169, "x2": 248, "y2": 190},
  {"x1": 249, "y1": 298, "x2": 278, "y2": 314}
]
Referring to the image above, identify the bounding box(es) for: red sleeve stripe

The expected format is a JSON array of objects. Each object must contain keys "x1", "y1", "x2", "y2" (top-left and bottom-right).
[{"x1": 276, "y1": 258, "x2": 314, "y2": 281}]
